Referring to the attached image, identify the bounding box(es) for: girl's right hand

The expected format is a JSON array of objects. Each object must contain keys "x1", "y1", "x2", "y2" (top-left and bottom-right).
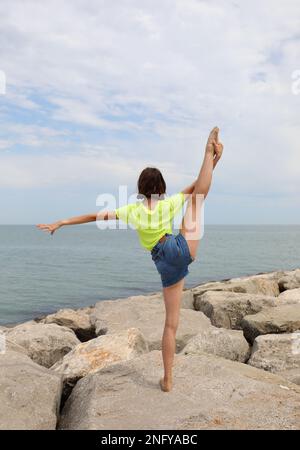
[
  {"x1": 36, "y1": 221, "x2": 62, "y2": 235},
  {"x1": 213, "y1": 141, "x2": 223, "y2": 161}
]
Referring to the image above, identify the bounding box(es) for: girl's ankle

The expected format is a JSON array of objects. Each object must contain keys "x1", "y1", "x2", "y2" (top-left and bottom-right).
[{"x1": 164, "y1": 375, "x2": 172, "y2": 383}]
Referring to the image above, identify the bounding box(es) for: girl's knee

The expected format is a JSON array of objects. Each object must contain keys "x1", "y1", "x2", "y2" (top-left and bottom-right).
[{"x1": 164, "y1": 321, "x2": 178, "y2": 334}]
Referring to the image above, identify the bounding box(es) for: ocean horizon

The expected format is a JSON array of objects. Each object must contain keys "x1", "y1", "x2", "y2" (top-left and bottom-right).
[{"x1": 1, "y1": 224, "x2": 300, "y2": 326}]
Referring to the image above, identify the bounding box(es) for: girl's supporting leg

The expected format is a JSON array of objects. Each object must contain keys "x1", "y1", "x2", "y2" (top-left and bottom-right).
[
  {"x1": 180, "y1": 127, "x2": 220, "y2": 260},
  {"x1": 160, "y1": 277, "x2": 185, "y2": 392}
]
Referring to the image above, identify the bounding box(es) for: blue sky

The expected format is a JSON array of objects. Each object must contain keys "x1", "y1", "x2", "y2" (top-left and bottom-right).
[{"x1": 0, "y1": 0, "x2": 299, "y2": 224}]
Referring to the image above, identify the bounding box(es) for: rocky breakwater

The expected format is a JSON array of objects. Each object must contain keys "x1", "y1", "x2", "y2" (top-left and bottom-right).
[{"x1": 0, "y1": 269, "x2": 299, "y2": 430}]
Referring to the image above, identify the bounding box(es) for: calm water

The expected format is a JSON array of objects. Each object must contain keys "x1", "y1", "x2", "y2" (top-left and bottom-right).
[{"x1": 0, "y1": 225, "x2": 299, "y2": 325}]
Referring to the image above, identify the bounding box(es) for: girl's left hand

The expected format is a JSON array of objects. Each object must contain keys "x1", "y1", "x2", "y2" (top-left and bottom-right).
[{"x1": 36, "y1": 222, "x2": 62, "y2": 235}]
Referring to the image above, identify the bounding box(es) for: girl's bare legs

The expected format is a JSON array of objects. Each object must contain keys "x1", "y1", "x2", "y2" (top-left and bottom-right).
[
  {"x1": 160, "y1": 278, "x2": 185, "y2": 392},
  {"x1": 159, "y1": 128, "x2": 223, "y2": 392},
  {"x1": 181, "y1": 127, "x2": 222, "y2": 259}
]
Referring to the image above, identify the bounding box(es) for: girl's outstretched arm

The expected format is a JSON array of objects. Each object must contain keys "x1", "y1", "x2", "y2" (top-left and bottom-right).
[{"x1": 36, "y1": 210, "x2": 117, "y2": 235}]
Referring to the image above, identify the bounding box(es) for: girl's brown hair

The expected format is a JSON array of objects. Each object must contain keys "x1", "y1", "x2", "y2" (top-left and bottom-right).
[{"x1": 137, "y1": 167, "x2": 166, "y2": 199}]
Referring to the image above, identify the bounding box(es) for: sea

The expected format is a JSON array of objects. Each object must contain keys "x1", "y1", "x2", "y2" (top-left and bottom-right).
[{"x1": 1, "y1": 225, "x2": 299, "y2": 325}]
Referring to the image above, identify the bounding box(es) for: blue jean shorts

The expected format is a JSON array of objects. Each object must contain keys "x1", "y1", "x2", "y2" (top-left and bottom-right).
[{"x1": 151, "y1": 233, "x2": 194, "y2": 288}]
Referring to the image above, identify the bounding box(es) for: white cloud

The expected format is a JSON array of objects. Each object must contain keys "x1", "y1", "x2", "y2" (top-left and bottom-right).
[
  {"x1": 0, "y1": 0, "x2": 299, "y2": 220},
  {"x1": 0, "y1": 150, "x2": 191, "y2": 194}
]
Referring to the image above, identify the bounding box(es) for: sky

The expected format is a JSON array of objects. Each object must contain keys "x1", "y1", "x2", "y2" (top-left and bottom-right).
[{"x1": 0, "y1": 0, "x2": 299, "y2": 224}]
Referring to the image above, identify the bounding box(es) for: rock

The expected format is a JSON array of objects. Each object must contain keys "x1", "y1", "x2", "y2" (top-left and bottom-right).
[
  {"x1": 1, "y1": 325, "x2": 27, "y2": 355},
  {"x1": 91, "y1": 296, "x2": 211, "y2": 352},
  {"x1": 181, "y1": 327, "x2": 250, "y2": 362},
  {"x1": 51, "y1": 328, "x2": 148, "y2": 398},
  {"x1": 59, "y1": 350, "x2": 300, "y2": 430},
  {"x1": 0, "y1": 351, "x2": 62, "y2": 430},
  {"x1": 278, "y1": 269, "x2": 300, "y2": 291},
  {"x1": 180, "y1": 290, "x2": 195, "y2": 309},
  {"x1": 42, "y1": 308, "x2": 95, "y2": 341},
  {"x1": 192, "y1": 276, "x2": 279, "y2": 298},
  {"x1": 248, "y1": 333, "x2": 300, "y2": 373},
  {"x1": 5, "y1": 322, "x2": 80, "y2": 368},
  {"x1": 4, "y1": 335, "x2": 28, "y2": 355},
  {"x1": 248, "y1": 277, "x2": 279, "y2": 297},
  {"x1": 247, "y1": 271, "x2": 289, "y2": 282},
  {"x1": 194, "y1": 291, "x2": 276, "y2": 329},
  {"x1": 78, "y1": 305, "x2": 95, "y2": 315},
  {"x1": 241, "y1": 305, "x2": 300, "y2": 343},
  {"x1": 277, "y1": 368, "x2": 300, "y2": 386},
  {"x1": 278, "y1": 288, "x2": 300, "y2": 304},
  {"x1": 4, "y1": 320, "x2": 37, "y2": 328}
]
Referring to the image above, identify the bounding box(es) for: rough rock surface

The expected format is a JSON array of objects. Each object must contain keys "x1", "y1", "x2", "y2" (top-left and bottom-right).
[
  {"x1": 248, "y1": 332, "x2": 300, "y2": 372},
  {"x1": 181, "y1": 327, "x2": 250, "y2": 362},
  {"x1": 42, "y1": 308, "x2": 95, "y2": 341},
  {"x1": 59, "y1": 351, "x2": 300, "y2": 430},
  {"x1": 51, "y1": 328, "x2": 148, "y2": 394},
  {"x1": 241, "y1": 305, "x2": 300, "y2": 343},
  {"x1": 0, "y1": 351, "x2": 62, "y2": 430},
  {"x1": 180, "y1": 290, "x2": 195, "y2": 309},
  {"x1": 5, "y1": 322, "x2": 80, "y2": 367},
  {"x1": 277, "y1": 368, "x2": 300, "y2": 386},
  {"x1": 194, "y1": 291, "x2": 276, "y2": 329},
  {"x1": 278, "y1": 288, "x2": 300, "y2": 304},
  {"x1": 91, "y1": 296, "x2": 211, "y2": 351},
  {"x1": 278, "y1": 269, "x2": 300, "y2": 291},
  {"x1": 192, "y1": 277, "x2": 279, "y2": 298},
  {"x1": 239, "y1": 271, "x2": 288, "y2": 282}
]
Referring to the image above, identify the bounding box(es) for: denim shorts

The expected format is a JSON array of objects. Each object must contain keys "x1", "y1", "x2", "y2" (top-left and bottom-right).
[{"x1": 151, "y1": 233, "x2": 194, "y2": 288}]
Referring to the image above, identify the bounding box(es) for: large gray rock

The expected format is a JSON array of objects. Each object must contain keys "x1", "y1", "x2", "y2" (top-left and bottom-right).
[
  {"x1": 277, "y1": 368, "x2": 300, "y2": 386},
  {"x1": 59, "y1": 350, "x2": 300, "y2": 430},
  {"x1": 180, "y1": 290, "x2": 195, "y2": 309},
  {"x1": 91, "y1": 296, "x2": 211, "y2": 351},
  {"x1": 0, "y1": 351, "x2": 62, "y2": 430},
  {"x1": 51, "y1": 328, "x2": 148, "y2": 395},
  {"x1": 246, "y1": 271, "x2": 289, "y2": 282},
  {"x1": 5, "y1": 322, "x2": 80, "y2": 368},
  {"x1": 241, "y1": 305, "x2": 300, "y2": 343},
  {"x1": 41, "y1": 308, "x2": 95, "y2": 341},
  {"x1": 248, "y1": 332, "x2": 300, "y2": 373},
  {"x1": 194, "y1": 291, "x2": 276, "y2": 329},
  {"x1": 278, "y1": 288, "x2": 300, "y2": 305},
  {"x1": 181, "y1": 327, "x2": 250, "y2": 362},
  {"x1": 192, "y1": 276, "x2": 279, "y2": 298},
  {"x1": 1, "y1": 326, "x2": 28, "y2": 355},
  {"x1": 278, "y1": 269, "x2": 300, "y2": 291},
  {"x1": 135, "y1": 290, "x2": 195, "y2": 309}
]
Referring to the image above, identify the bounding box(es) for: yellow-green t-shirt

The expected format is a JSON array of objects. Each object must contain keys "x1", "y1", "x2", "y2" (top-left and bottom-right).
[{"x1": 115, "y1": 192, "x2": 185, "y2": 251}]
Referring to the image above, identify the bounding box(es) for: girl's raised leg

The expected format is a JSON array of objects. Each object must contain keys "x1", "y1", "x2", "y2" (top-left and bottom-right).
[
  {"x1": 160, "y1": 278, "x2": 185, "y2": 392},
  {"x1": 180, "y1": 127, "x2": 221, "y2": 260}
]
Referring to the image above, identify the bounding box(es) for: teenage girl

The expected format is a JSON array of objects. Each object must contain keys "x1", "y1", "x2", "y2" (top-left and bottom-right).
[{"x1": 37, "y1": 127, "x2": 223, "y2": 392}]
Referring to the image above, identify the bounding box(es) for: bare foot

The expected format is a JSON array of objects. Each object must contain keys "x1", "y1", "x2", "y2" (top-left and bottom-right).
[
  {"x1": 160, "y1": 377, "x2": 173, "y2": 392},
  {"x1": 205, "y1": 126, "x2": 219, "y2": 155}
]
